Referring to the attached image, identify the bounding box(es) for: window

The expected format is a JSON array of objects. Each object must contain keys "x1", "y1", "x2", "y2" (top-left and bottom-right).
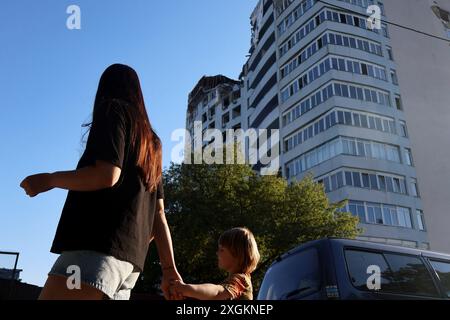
[
  {"x1": 361, "y1": 64, "x2": 368, "y2": 75},
  {"x1": 386, "y1": 46, "x2": 394, "y2": 60},
  {"x1": 363, "y1": 41, "x2": 370, "y2": 52},
  {"x1": 222, "y1": 113, "x2": 230, "y2": 127},
  {"x1": 330, "y1": 173, "x2": 337, "y2": 190},
  {"x1": 391, "y1": 69, "x2": 399, "y2": 85},
  {"x1": 364, "y1": 89, "x2": 372, "y2": 102},
  {"x1": 382, "y1": 206, "x2": 394, "y2": 226},
  {"x1": 383, "y1": 254, "x2": 439, "y2": 297},
  {"x1": 369, "y1": 174, "x2": 379, "y2": 190},
  {"x1": 314, "y1": 122, "x2": 319, "y2": 135},
  {"x1": 416, "y1": 210, "x2": 426, "y2": 231},
  {"x1": 346, "y1": 60, "x2": 354, "y2": 73},
  {"x1": 323, "y1": 176, "x2": 331, "y2": 193},
  {"x1": 397, "y1": 207, "x2": 412, "y2": 228},
  {"x1": 405, "y1": 148, "x2": 414, "y2": 166},
  {"x1": 315, "y1": 15, "x2": 321, "y2": 27},
  {"x1": 324, "y1": 59, "x2": 331, "y2": 72},
  {"x1": 258, "y1": 248, "x2": 321, "y2": 300},
  {"x1": 348, "y1": 201, "x2": 366, "y2": 223},
  {"x1": 366, "y1": 203, "x2": 375, "y2": 223},
  {"x1": 382, "y1": 119, "x2": 389, "y2": 132},
  {"x1": 357, "y1": 141, "x2": 365, "y2": 156},
  {"x1": 382, "y1": 23, "x2": 389, "y2": 37},
  {"x1": 395, "y1": 95, "x2": 403, "y2": 110},
  {"x1": 375, "y1": 118, "x2": 383, "y2": 131},
  {"x1": 352, "y1": 172, "x2": 362, "y2": 187},
  {"x1": 334, "y1": 83, "x2": 342, "y2": 96},
  {"x1": 368, "y1": 116, "x2": 376, "y2": 129},
  {"x1": 348, "y1": 86, "x2": 357, "y2": 99},
  {"x1": 329, "y1": 33, "x2": 336, "y2": 44},
  {"x1": 345, "y1": 171, "x2": 353, "y2": 186},
  {"x1": 352, "y1": 113, "x2": 361, "y2": 127},
  {"x1": 385, "y1": 176, "x2": 393, "y2": 193},
  {"x1": 366, "y1": 203, "x2": 383, "y2": 224},
  {"x1": 338, "y1": 58, "x2": 346, "y2": 71},
  {"x1": 319, "y1": 119, "x2": 324, "y2": 132},
  {"x1": 337, "y1": 171, "x2": 344, "y2": 188},
  {"x1": 342, "y1": 112, "x2": 351, "y2": 125},
  {"x1": 343, "y1": 138, "x2": 357, "y2": 155},
  {"x1": 389, "y1": 120, "x2": 396, "y2": 134},
  {"x1": 361, "y1": 173, "x2": 370, "y2": 188},
  {"x1": 330, "y1": 111, "x2": 336, "y2": 125},
  {"x1": 429, "y1": 260, "x2": 450, "y2": 298},
  {"x1": 392, "y1": 178, "x2": 401, "y2": 193},
  {"x1": 345, "y1": 250, "x2": 391, "y2": 291},
  {"x1": 367, "y1": 65, "x2": 374, "y2": 77},
  {"x1": 331, "y1": 57, "x2": 338, "y2": 70},
  {"x1": 410, "y1": 178, "x2": 420, "y2": 197},
  {"x1": 371, "y1": 90, "x2": 378, "y2": 103},
  {"x1": 355, "y1": 39, "x2": 362, "y2": 50},
  {"x1": 342, "y1": 85, "x2": 349, "y2": 98},
  {"x1": 399, "y1": 120, "x2": 408, "y2": 137},
  {"x1": 378, "y1": 175, "x2": 386, "y2": 191}
]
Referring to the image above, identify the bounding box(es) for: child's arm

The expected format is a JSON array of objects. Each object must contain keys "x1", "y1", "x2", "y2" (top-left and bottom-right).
[{"x1": 172, "y1": 280, "x2": 232, "y2": 300}]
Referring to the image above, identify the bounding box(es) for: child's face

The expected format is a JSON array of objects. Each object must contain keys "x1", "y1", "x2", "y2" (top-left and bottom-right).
[{"x1": 217, "y1": 245, "x2": 238, "y2": 273}]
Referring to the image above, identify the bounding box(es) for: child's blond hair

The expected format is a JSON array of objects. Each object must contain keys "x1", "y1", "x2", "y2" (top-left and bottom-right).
[{"x1": 218, "y1": 227, "x2": 260, "y2": 274}]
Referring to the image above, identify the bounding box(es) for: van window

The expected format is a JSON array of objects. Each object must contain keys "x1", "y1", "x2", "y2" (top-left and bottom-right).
[
  {"x1": 345, "y1": 250, "x2": 391, "y2": 291},
  {"x1": 383, "y1": 254, "x2": 439, "y2": 297},
  {"x1": 345, "y1": 249, "x2": 439, "y2": 297},
  {"x1": 430, "y1": 260, "x2": 450, "y2": 298},
  {"x1": 258, "y1": 248, "x2": 321, "y2": 300}
]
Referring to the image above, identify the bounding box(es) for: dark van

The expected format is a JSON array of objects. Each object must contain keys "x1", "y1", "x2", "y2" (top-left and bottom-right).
[{"x1": 257, "y1": 238, "x2": 450, "y2": 300}]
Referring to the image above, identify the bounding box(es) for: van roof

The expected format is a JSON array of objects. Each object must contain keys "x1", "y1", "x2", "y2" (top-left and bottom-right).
[{"x1": 275, "y1": 238, "x2": 450, "y2": 263}]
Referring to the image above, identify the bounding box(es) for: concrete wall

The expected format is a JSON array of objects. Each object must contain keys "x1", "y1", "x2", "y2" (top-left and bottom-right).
[{"x1": 384, "y1": 0, "x2": 450, "y2": 253}]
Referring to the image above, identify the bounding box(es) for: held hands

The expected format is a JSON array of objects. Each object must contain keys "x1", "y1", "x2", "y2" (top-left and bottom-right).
[
  {"x1": 20, "y1": 173, "x2": 54, "y2": 197},
  {"x1": 161, "y1": 268, "x2": 185, "y2": 300},
  {"x1": 170, "y1": 279, "x2": 189, "y2": 300}
]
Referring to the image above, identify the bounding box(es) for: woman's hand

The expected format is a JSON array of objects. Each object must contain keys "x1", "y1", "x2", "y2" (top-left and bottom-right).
[
  {"x1": 161, "y1": 268, "x2": 184, "y2": 300},
  {"x1": 20, "y1": 173, "x2": 55, "y2": 197}
]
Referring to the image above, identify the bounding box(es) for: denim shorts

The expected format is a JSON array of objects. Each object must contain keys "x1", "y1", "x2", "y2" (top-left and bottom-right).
[{"x1": 48, "y1": 250, "x2": 141, "y2": 300}]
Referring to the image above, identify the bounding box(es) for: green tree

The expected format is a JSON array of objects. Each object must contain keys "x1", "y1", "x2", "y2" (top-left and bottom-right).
[{"x1": 136, "y1": 147, "x2": 361, "y2": 295}]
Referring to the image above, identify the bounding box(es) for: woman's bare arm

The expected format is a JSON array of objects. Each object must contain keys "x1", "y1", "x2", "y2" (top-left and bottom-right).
[
  {"x1": 153, "y1": 198, "x2": 183, "y2": 299},
  {"x1": 153, "y1": 199, "x2": 178, "y2": 270},
  {"x1": 20, "y1": 160, "x2": 121, "y2": 197},
  {"x1": 51, "y1": 160, "x2": 121, "y2": 191}
]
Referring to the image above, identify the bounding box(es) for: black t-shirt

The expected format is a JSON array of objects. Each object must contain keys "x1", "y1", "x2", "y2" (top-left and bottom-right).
[{"x1": 50, "y1": 98, "x2": 164, "y2": 272}]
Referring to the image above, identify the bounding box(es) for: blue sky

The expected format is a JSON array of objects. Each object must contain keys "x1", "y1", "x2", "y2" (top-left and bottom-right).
[{"x1": 0, "y1": 0, "x2": 257, "y2": 286}]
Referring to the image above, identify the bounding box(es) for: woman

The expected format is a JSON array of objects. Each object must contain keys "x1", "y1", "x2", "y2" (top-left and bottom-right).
[{"x1": 19, "y1": 64, "x2": 182, "y2": 300}]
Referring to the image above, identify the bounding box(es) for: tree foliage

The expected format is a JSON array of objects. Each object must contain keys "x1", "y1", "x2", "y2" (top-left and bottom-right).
[{"x1": 136, "y1": 147, "x2": 361, "y2": 294}]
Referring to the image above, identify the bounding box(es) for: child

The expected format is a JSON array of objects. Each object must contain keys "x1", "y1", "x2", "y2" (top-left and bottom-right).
[{"x1": 171, "y1": 227, "x2": 260, "y2": 300}]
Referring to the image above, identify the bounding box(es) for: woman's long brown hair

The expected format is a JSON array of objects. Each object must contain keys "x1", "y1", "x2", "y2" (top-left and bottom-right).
[{"x1": 86, "y1": 63, "x2": 162, "y2": 193}]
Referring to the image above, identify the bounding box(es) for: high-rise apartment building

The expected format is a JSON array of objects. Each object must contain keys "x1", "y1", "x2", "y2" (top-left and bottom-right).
[{"x1": 185, "y1": 0, "x2": 450, "y2": 252}]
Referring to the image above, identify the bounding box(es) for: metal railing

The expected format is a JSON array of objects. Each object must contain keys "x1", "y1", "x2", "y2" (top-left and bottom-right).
[{"x1": 0, "y1": 251, "x2": 20, "y2": 300}]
